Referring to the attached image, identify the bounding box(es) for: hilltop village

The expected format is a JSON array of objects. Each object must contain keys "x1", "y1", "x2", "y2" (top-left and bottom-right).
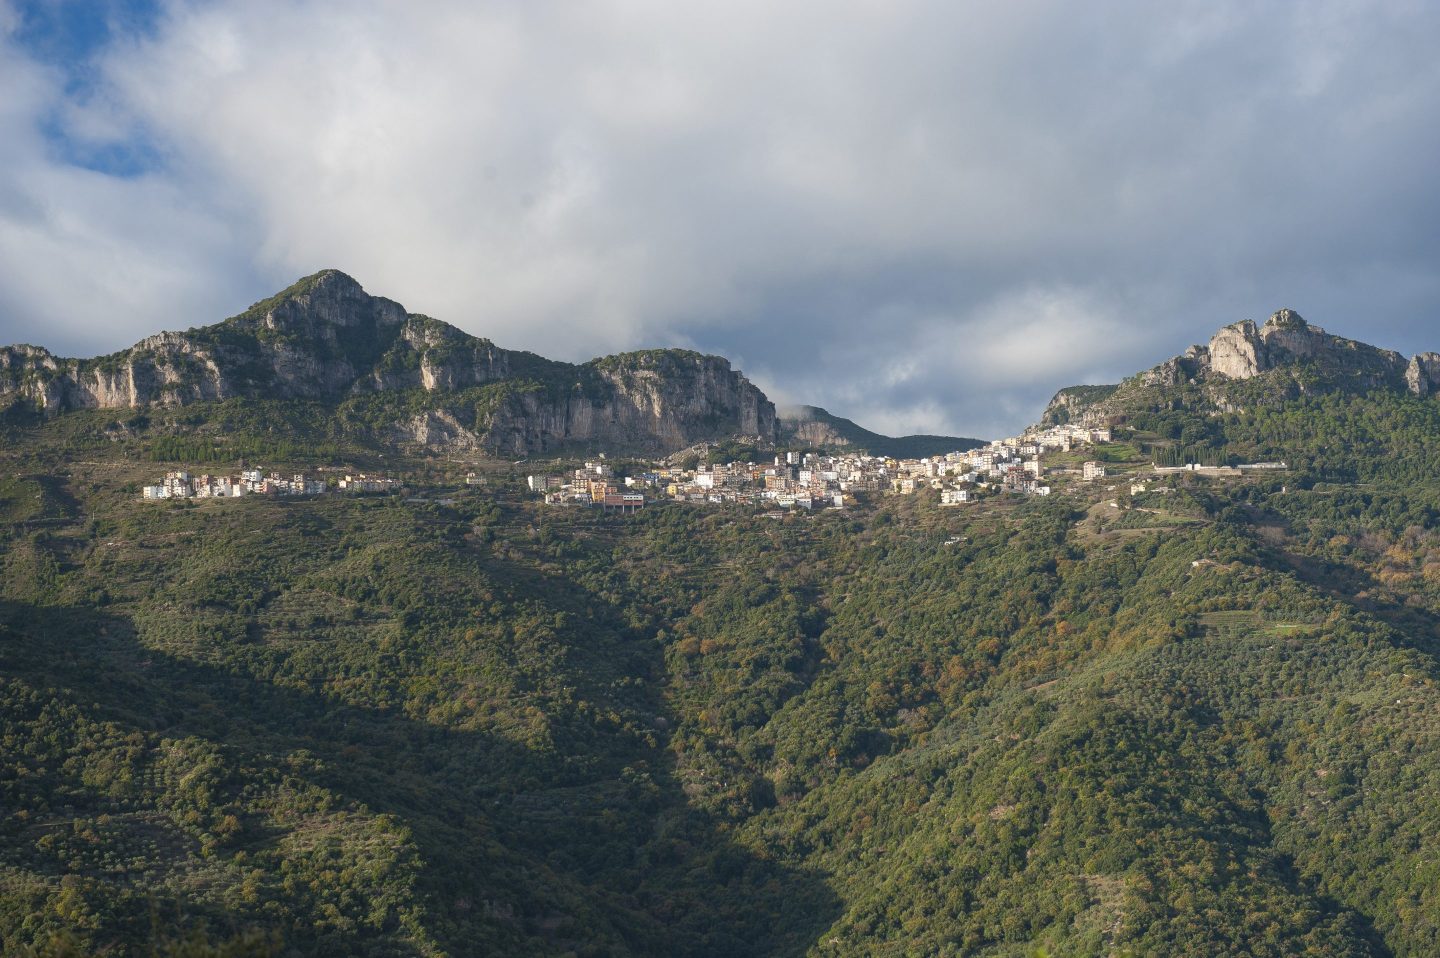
[
  {"x1": 140, "y1": 419, "x2": 1285, "y2": 510},
  {"x1": 529, "y1": 422, "x2": 1118, "y2": 511}
]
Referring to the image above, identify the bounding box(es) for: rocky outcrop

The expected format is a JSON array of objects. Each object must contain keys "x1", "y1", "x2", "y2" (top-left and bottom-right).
[
  {"x1": 1207, "y1": 321, "x2": 1266, "y2": 379},
  {"x1": 481, "y1": 352, "x2": 777, "y2": 456},
  {"x1": 0, "y1": 270, "x2": 779, "y2": 455},
  {"x1": 1406, "y1": 353, "x2": 1440, "y2": 397},
  {"x1": 408, "y1": 409, "x2": 484, "y2": 449},
  {"x1": 1032, "y1": 308, "x2": 1440, "y2": 432},
  {"x1": 1040, "y1": 385, "x2": 1120, "y2": 426},
  {"x1": 1, "y1": 271, "x2": 402, "y2": 409},
  {"x1": 1197, "y1": 310, "x2": 1406, "y2": 388},
  {"x1": 1259, "y1": 308, "x2": 1329, "y2": 361}
]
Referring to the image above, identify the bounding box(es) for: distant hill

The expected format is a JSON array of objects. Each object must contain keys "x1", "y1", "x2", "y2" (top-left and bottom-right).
[
  {"x1": 0, "y1": 270, "x2": 778, "y2": 456},
  {"x1": 1039, "y1": 308, "x2": 1440, "y2": 429},
  {"x1": 778, "y1": 404, "x2": 983, "y2": 458}
]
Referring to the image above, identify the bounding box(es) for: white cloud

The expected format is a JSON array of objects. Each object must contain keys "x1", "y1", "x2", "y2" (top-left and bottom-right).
[{"x1": 2, "y1": 0, "x2": 1439, "y2": 436}]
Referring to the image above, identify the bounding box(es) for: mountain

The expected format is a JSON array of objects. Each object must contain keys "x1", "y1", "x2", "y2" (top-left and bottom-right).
[
  {"x1": 1041, "y1": 307, "x2": 1440, "y2": 428},
  {"x1": 778, "y1": 404, "x2": 984, "y2": 458},
  {"x1": 12, "y1": 301, "x2": 1440, "y2": 956},
  {"x1": 0, "y1": 270, "x2": 778, "y2": 456}
]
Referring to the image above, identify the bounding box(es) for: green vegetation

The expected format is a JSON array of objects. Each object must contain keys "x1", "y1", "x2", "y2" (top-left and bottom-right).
[{"x1": 6, "y1": 382, "x2": 1440, "y2": 954}]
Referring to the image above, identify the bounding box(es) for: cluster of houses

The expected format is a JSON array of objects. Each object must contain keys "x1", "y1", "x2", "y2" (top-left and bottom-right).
[
  {"x1": 528, "y1": 461, "x2": 650, "y2": 511},
  {"x1": 137, "y1": 415, "x2": 1285, "y2": 513},
  {"x1": 1025, "y1": 423, "x2": 1113, "y2": 450},
  {"x1": 141, "y1": 469, "x2": 401, "y2": 500},
  {"x1": 335, "y1": 473, "x2": 402, "y2": 493},
  {"x1": 142, "y1": 468, "x2": 326, "y2": 500},
  {"x1": 527, "y1": 427, "x2": 1122, "y2": 511}
]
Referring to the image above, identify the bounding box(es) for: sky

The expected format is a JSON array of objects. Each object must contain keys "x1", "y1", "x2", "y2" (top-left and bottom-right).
[{"x1": 1, "y1": 1, "x2": 1439, "y2": 439}]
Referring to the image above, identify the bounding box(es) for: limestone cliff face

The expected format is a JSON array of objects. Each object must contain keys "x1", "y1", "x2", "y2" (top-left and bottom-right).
[
  {"x1": 1406, "y1": 353, "x2": 1440, "y2": 397},
  {"x1": 2, "y1": 333, "x2": 238, "y2": 410},
  {"x1": 481, "y1": 352, "x2": 777, "y2": 456},
  {"x1": 1040, "y1": 385, "x2": 1120, "y2": 426},
  {"x1": 1034, "y1": 308, "x2": 1440, "y2": 430},
  {"x1": 1, "y1": 271, "x2": 405, "y2": 408},
  {"x1": 1205, "y1": 321, "x2": 1265, "y2": 379},
  {"x1": 1197, "y1": 310, "x2": 1407, "y2": 388},
  {"x1": 0, "y1": 270, "x2": 778, "y2": 455}
]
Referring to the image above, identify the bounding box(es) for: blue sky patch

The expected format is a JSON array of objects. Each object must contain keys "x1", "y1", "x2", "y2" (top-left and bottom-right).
[{"x1": 13, "y1": 0, "x2": 164, "y2": 177}]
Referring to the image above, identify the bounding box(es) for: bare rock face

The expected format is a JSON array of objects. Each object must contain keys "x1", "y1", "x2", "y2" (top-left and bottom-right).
[
  {"x1": 1205, "y1": 311, "x2": 1335, "y2": 380},
  {"x1": 1039, "y1": 385, "x2": 1121, "y2": 427},
  {"x1": 407, "y1": 409, "x2": 483, "y2": 449},
  {"x1": 0, "y1": 270, "x2": 400, "y2": 409},
  {"x1": 1140, "y1": 356, "x2": 1190, "y2": 387},
  {"x1": 1188, "y1": 309, "x2": 1407, "y2": 388},
  {"x1": 1035, "y1": 307, "x2": 1436, "y2": 434},
  {"x1": 2, "y1": 333, "x2": 238, "y2": 410},
  {"x1": 1408, "y1": 353, "x2": 1440, "y2": 396},
  {"x1": 1207, "y1": 321, "x2": 1267, "y2": 379},
  {"x1": 479, "y1": 351, "x2": 777, "y2": 456},
  {"x1": 0, "y1": 269, "x2": 781, "y2": 455},
  {"x1": 1257, "y1": 308, "x2": 1325, "y2": 360}
]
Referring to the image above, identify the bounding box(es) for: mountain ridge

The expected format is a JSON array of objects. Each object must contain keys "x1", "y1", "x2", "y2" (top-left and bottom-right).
[
  {"x1": 12, "y1": 293, "x2": 1440, "y2": 954},
  {"x1": 777, "y1": 403, "x2": 983, "y2": 458},
  {"x1": 1, "y1": 269, "x2": 990, "y2": 460},
  {"x1": 0, "y1": 270, "x2": 779, "y2": 456},
  {"x1": 1040, "y1": 308, "x2": 1440, "y2": 428}
]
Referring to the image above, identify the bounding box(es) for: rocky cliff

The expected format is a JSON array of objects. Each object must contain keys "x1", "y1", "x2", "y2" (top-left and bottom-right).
[
  {"x1": 1039, "y1": 308, "x2": 1439, "y2": 427},
  {"x1": 1405, "y1": 353, "x2": 1440, "y2": 398},
  {"x1": 1184, "y1": 309, "x2": 1408, "y2": 388},
  {"x1": 1038, "y1": 385, "x2": 1120, "y2": 427},
  {"x1": 481, "y1": 350, "x2": 777, "y2": 456},
  {"x1": 1042, "y1": 306, "x2": 1440, "y2": 429},
  {"x1": 0, "y1": 270, "x2": 778, "y2": 455}
]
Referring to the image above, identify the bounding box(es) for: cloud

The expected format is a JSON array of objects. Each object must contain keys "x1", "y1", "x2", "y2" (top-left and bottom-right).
[{"x1": 1, "y1": 0, "x2": 1439, "y2": 437}]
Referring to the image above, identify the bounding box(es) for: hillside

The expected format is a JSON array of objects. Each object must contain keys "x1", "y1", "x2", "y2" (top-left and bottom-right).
[
  {"x1": 778, "y1": 405, "x2": 983, "y2": 458},
  {"x1": 1041, "y1": 308, "x2": 1440, "y2": 429},
  {"x1": 6, "y1": 308, "x2": 1440, "y2": 955},
  {"x1": 0, "y1": 271, "x2": 778, "y2": 457}
]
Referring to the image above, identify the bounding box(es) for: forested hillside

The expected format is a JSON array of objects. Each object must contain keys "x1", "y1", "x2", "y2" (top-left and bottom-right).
[{"x1": 6, "y1": 378, "x2": 1440, "y2": 955}]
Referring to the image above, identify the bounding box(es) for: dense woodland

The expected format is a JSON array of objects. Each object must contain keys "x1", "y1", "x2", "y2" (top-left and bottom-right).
[{"x1": 6, "y1": 381, "x2": 1440, "y2": 956}]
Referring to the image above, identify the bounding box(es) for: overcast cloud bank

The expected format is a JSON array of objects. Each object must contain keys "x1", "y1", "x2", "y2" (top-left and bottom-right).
[{"x1": 1, "y1": 0, "x2": 1438, "y2": 437}]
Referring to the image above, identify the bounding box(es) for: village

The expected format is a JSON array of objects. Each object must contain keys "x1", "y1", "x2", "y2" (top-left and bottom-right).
[
  {"x1": 140, "y1": 419, "x2": 1284, "y2": 511},
  {"x1": 141, "y1": 468, "x2": 400, "y2": 500},
  {"x1": 526, "y1": 422, "x2": 1121, "y2": 512}
]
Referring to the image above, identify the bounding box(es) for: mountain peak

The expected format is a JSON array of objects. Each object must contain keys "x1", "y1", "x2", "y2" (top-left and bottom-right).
[
  {"x1": 1039, "y1": 307, "x2": 1433, "y2": 428},
  {"x1": 248, "y1": 267, "x2": 362, "y2": 307},
  {"x1": 233, "y1": 269, "x2": 405, "y2": 333},
  {"x1": 0, "y1": 271, "x2": 781, "y2": 455},
  {"x1": 1264, "y1": 308, "x2": 1307, "y2": 330},
  {"x1": 309, "y1": 266, "x2": 360, "y2": 285}
]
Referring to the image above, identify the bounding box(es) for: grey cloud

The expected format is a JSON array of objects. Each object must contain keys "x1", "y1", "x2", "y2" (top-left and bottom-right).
[{"x1": 1, "y1": 0, "x2": 1439, "y2": 438}]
